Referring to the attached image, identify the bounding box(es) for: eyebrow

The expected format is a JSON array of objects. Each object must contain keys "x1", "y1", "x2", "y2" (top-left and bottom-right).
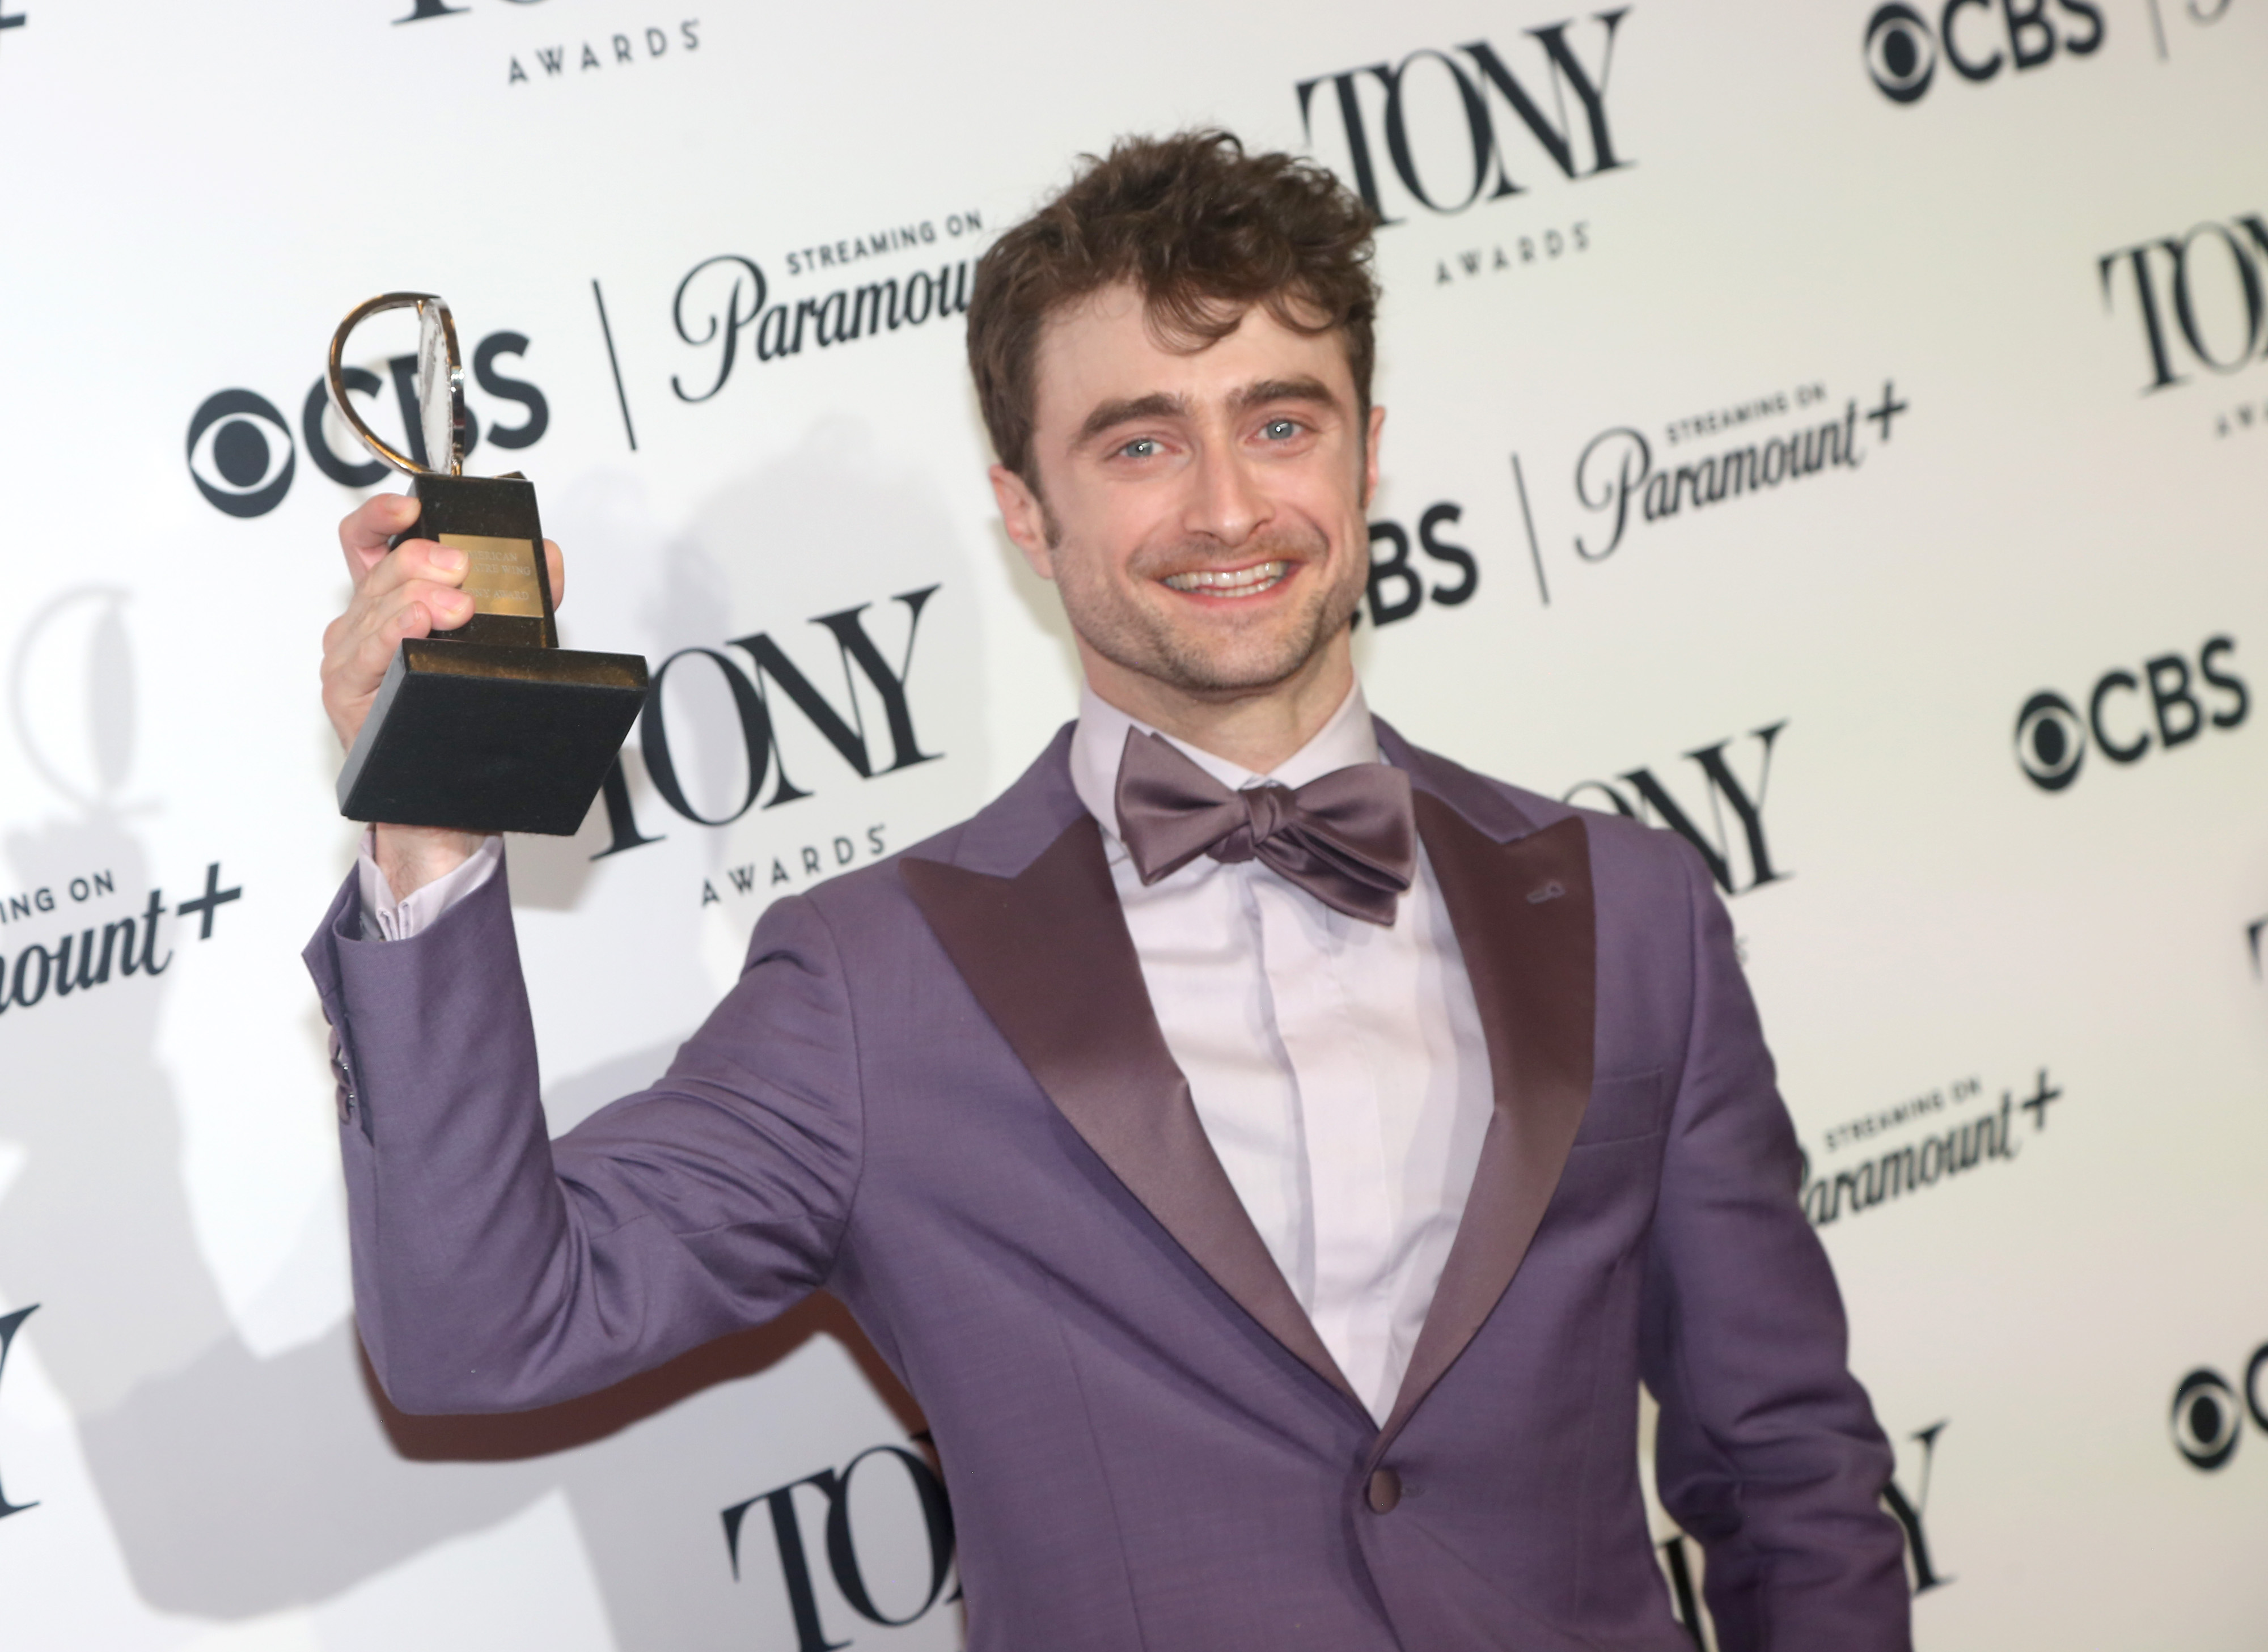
[
  {"x1": 1074, "y1": 376, "x2": 1345, "y2": 447},
  {"x1": 1232, "y1": 376, "x2": 1341, "y2": 414},
  {"x1": 1077, "y1": 392, "x2": 1187, "y2": 446}
]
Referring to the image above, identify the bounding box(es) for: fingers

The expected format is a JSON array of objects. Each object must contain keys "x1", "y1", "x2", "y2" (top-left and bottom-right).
[
  {"x1": 345, "y1": 575, "x2": 474, "y2": 667},
  {"x1": 320, "y1": 532, "x2": 477, "y2": 748},
  {"x1": 338, "y1": 492, "x2": 421, "y2": 586},
  {"x1": 321, "y1": 582, "x2": 455, "y2": 748},
  {"x1": 321, "y1": 508, "x2": 567, "y2": 749},
  {"x1": 359, "y1": 537, "x2": 472, "y2": 615},
  {"x1": 325, "y1": 579, "x2": 437, "y2": 681},
  {"x1": 320, "y1": 602, "x2": 411, "y2": 750},
  {"x1": 337, "y1": 498, "x2": 565, "y2": 613}
]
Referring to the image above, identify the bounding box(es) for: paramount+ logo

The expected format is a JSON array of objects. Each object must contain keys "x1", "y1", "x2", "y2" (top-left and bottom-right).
[
  {"x1": 1863, "y1": 0, "x2": 2102, "y2": 104},
  {"x1": 2013, "y1": 636, "x2": 2247, "y2": 793}
]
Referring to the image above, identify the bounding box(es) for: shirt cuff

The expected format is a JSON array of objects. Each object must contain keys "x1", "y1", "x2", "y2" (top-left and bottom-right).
[{"x1": 356, "y1": 829, "x2": 503, "y2": 941}]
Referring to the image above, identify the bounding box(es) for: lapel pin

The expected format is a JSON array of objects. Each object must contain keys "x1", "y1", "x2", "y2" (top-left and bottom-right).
[{"x1": 1526, "y1": 880, "x2": 1567, "y2": 905}]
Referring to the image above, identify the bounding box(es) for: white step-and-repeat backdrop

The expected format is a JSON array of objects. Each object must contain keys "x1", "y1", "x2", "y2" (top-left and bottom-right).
[{"x1": 2, "y1": 1, "x2": 2264, "y2": 1646}]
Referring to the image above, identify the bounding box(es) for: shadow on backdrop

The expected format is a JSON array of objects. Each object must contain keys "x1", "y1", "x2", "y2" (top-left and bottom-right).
[{"x1": 5, "y1": 456, "x2": 951, "y2": 1647}]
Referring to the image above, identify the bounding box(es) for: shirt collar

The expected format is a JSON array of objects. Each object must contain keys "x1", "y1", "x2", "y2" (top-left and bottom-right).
[{"x1": 1068, "y1": 679, "x2": 1382, "y2": 844}]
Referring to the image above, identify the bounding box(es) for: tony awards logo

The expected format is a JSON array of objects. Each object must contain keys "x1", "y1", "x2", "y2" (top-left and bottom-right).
[{"x1": 326, "y1": 294, "x2": 649, "y2": 834}]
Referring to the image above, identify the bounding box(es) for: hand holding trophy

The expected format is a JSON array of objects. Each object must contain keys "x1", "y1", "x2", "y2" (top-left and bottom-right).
[{"x1": 326, "y1": 294, "x2": 648, "y2": 836}]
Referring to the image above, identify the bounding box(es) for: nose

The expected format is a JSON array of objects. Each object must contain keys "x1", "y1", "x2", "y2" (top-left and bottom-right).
[{"x1": 1182, "y1": 441, "x2": 1269, "y2": 549}]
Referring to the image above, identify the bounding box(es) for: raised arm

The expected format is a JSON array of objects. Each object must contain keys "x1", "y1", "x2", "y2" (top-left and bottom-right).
[
  {"x1": 306, "y1": 868, "x2": 864, "y2": 1413},
  {"x1": 307, "y1": 495, "x2": 859, "y2": 1412}
]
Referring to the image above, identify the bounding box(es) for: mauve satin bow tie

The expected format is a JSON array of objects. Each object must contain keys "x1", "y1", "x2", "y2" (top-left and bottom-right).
[{"x1": 1112, "y1": 728, "x2": 1417, "y2": 926}]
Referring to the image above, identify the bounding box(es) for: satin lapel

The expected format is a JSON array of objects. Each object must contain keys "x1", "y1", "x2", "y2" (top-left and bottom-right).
[
  {"x1": 1372, "y1": 799, "x2": 1597, "y2": 1455},
  {"x1": 900, "y1": 820, "x2": 1361, "y2": 1410}
]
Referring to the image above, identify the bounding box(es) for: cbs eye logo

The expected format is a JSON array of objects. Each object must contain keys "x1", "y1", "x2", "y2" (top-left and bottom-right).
[
  {"x1": 2171, "y1": 1346, "x2": 2268, "y2": 1472},
  {"x1": 2013, "y1": 689, "x2": 2086, "y2": 791},
  {"x1": 1865, "y1": 4, "x2": 1939, "y2": 101},
  {"x1": 2015, "y1": 636, "x2": 2248, "y2": 793},
  {"x1": 185, "y1": 332, "x2": 548, "y2": 519},
  {"x1": 187, "y1": 391, "x2": 297, "y2": 519}
]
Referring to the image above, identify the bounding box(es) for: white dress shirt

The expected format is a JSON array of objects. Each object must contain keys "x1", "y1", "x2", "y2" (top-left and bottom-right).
[
  {"x1": 1068, "y1": 684, "x2": 1492, "y2": 1421},
  {"x1": 356, "y1": 682, "x2": 1493, "y2": 1421},
  {"x1": 356, "y1": 828, "x2": 501, "y2": 941}
]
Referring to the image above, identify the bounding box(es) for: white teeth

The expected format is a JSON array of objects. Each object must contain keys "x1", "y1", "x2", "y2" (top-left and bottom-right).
[{"x1": 1163, "y1": 561, "x2": 1288, "y2": 595}]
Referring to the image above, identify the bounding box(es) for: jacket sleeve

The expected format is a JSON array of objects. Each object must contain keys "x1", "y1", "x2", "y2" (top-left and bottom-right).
[
  {"x1": 303, "y1": 853, "x2": 864, "y2": 1414},
  {"x1": 1638, "y1": 842, "x2": 1913, "y2": 1649}
]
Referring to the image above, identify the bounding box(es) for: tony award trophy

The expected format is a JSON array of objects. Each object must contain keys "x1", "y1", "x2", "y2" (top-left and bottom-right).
[{"x1": 327, "y1": 293, "x2": 649, "y2": 835}]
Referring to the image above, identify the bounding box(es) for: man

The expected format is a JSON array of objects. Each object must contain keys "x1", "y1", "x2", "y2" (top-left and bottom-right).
[{"x1": 308, "y1": 132, "x2": 1911, "y2": 1648}]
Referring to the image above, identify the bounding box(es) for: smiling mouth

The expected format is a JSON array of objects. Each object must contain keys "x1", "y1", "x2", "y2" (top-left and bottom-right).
[{"x1": 1160, "y1": 561, "x2": 1290, "y2": 598}]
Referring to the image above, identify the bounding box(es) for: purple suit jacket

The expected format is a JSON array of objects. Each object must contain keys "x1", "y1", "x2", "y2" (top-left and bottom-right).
[{"x1": 304, "y1": 722, "x2": 1911, "y2": 1649}]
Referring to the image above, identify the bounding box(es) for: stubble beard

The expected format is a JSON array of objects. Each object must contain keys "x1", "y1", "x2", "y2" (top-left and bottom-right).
[{"x1": 1055, "y1": 526, "x2": 1366, "y2": 698}]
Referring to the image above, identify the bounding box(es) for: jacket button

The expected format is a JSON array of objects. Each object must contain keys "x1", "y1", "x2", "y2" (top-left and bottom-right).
[{"x1": 1367, "y1": 1467, "x2": 1402, "y2": 1514}]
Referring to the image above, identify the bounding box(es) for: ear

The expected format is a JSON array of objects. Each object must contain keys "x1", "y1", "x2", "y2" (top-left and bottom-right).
[
  {"x1": 1363, "y1": 404, "x2": 1385, "y2": 507},
  {"x1": 990, "y1": 464, "x2": 1056, "y2": 579}
]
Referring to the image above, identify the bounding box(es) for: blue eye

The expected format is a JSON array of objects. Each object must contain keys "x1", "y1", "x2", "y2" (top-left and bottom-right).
[
  {"x1": 1263, "y1": 419, "x2": 1300, "y2": 440},
  {"x1": 1120, "y1": 437, "x2": 1159, "y2": 459}
]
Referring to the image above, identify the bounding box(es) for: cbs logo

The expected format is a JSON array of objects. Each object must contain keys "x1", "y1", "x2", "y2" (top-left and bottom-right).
[
  {"x1": 1864, "y1": 0, "x2": 2104, "y2": 104},
  {"x1": 2014, "y1": 636, "x2": 2246, "y2": 793},
  {"x1": 186, "y1": 332, "x2": 548, "y2": 519},
  {"x1": 2172, "y1": 1345, "x2": 2268, "y2": 1471}
]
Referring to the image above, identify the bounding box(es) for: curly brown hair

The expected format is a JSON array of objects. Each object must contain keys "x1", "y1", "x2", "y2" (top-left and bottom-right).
[{"x1": 967, "y1": 129, "x2": 1380, "y2": 484}]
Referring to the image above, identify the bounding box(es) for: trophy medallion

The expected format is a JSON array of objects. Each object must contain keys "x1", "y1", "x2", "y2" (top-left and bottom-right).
[{"x1": 327, "y1": 293, "x2": 649, "y2": 836}]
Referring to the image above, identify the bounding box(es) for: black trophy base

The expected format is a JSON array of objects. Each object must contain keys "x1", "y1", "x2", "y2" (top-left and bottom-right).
[{"x1": 337, "y1": 638, "x2": 650, "y2": 836}]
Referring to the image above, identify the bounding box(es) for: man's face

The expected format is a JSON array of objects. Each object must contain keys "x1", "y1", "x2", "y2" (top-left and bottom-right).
[{"x1": 992, "y1": 283, "x2": 1382, "y2": 708}]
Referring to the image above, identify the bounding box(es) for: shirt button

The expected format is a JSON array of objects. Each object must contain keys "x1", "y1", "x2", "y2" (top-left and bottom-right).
[{"x1": 1367, "y1": 1467, "x2": 1402, "y2": 1514}]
